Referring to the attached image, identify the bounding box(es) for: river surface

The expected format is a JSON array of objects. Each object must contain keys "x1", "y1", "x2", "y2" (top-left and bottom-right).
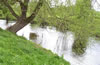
[{"x1": 0, "y1": 20, "x2": 100, "y2": 65}]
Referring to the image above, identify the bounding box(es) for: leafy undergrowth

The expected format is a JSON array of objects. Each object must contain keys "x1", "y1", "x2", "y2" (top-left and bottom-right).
[{"x1": 0, "y1": 28, "x2": 70, "y2": 65}]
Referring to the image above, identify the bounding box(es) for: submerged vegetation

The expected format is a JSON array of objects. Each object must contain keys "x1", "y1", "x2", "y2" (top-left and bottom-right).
[
  {"x1": 0, "y1": 0, "x2": 100, "y2": 55},
  {"x1": 0, "y1": 28, "x2": 70, "y2": 65}
]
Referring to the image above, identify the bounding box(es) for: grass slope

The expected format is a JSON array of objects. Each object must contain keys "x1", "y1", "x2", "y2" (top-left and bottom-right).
[{"x1": 0, "y1": 29, "x2": 70, "y2": 65}]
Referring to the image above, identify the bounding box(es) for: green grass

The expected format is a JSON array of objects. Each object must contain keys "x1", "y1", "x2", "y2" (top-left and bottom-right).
[{"x1": 0, "y1": 29, "x2": 70, "y2": 65}]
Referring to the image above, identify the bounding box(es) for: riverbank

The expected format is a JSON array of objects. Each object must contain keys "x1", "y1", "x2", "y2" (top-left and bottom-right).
[{"x1": 0, "y1": 28, "x2": 70, "y2": 65}]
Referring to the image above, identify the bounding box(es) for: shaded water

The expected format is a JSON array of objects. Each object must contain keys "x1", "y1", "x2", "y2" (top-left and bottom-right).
[{"x1": 0, "y1": 20, "x2": 100, "y2": 65}]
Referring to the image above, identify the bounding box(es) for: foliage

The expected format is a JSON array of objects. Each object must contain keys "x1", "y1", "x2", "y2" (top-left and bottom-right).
[
  {"x1": 34, "y1": 0, "x2": 99, "y2": 55},
  {"x1": 0, "y1": 0, "x2": 16, "y2": 20}
]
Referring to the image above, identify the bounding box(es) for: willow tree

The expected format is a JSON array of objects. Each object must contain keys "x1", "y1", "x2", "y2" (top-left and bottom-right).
[
  {"x1": 0, "y1": 0, "x2": 97, "y2": 55},
  {"x1": 40, "y1": 0, "x2": 94, "y2": 55},
  {"x1": 71, "y1": 0, "x2": 95, "y2": 55},
  {"x1": 0, "y1": 0, "x2": 43, "y2": 33}
]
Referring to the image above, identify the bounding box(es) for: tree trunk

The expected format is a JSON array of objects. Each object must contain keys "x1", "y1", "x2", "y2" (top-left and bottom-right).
[
  {"x1": 7, "y1": 20, "x2": 30, "y2": 33},
  {"x1": 6, "y1": 15, "x2": 9, "y2": 25},
  {"x1": 5, "y1": 0, "x2": 43, "y2": 33}
]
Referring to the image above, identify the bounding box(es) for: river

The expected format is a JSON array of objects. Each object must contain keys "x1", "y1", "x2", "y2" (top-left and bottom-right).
[{"x1": 0, "y1": 20, "x2": 100, "y2": 65}]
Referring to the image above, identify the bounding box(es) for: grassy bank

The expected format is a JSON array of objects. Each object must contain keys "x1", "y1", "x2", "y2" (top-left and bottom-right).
[{"x1": 0, "y1": 28, "x2": 70, "y2": 65}]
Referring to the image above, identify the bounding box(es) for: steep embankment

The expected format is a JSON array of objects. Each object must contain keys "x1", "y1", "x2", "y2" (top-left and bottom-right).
[{"x1": 0, "y1": 28, "x2": 70, "y2": 65}]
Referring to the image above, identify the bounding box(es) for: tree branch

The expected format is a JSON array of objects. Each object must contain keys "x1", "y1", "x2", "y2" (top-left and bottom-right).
[
  {"x1": 19, "y1": 0, "x2": 29, "y2": 18},
  {"x1": 3, "y1": 0, "x2": 19, "y2": 19},
  {"x1": 26, "y1": 0, "x2": 43, "y2": 22}
]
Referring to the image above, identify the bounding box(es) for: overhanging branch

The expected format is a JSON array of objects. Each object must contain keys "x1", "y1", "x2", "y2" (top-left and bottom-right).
[
  {"x1": 26, "y1": 0, "x2": 43, "y2": 22},
  {"x1": 3, "y1": 0, "x2": 19, "y2": 19},
  {"x1": 19, "y1": 0, "x2": 29, "y2": 18}
]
